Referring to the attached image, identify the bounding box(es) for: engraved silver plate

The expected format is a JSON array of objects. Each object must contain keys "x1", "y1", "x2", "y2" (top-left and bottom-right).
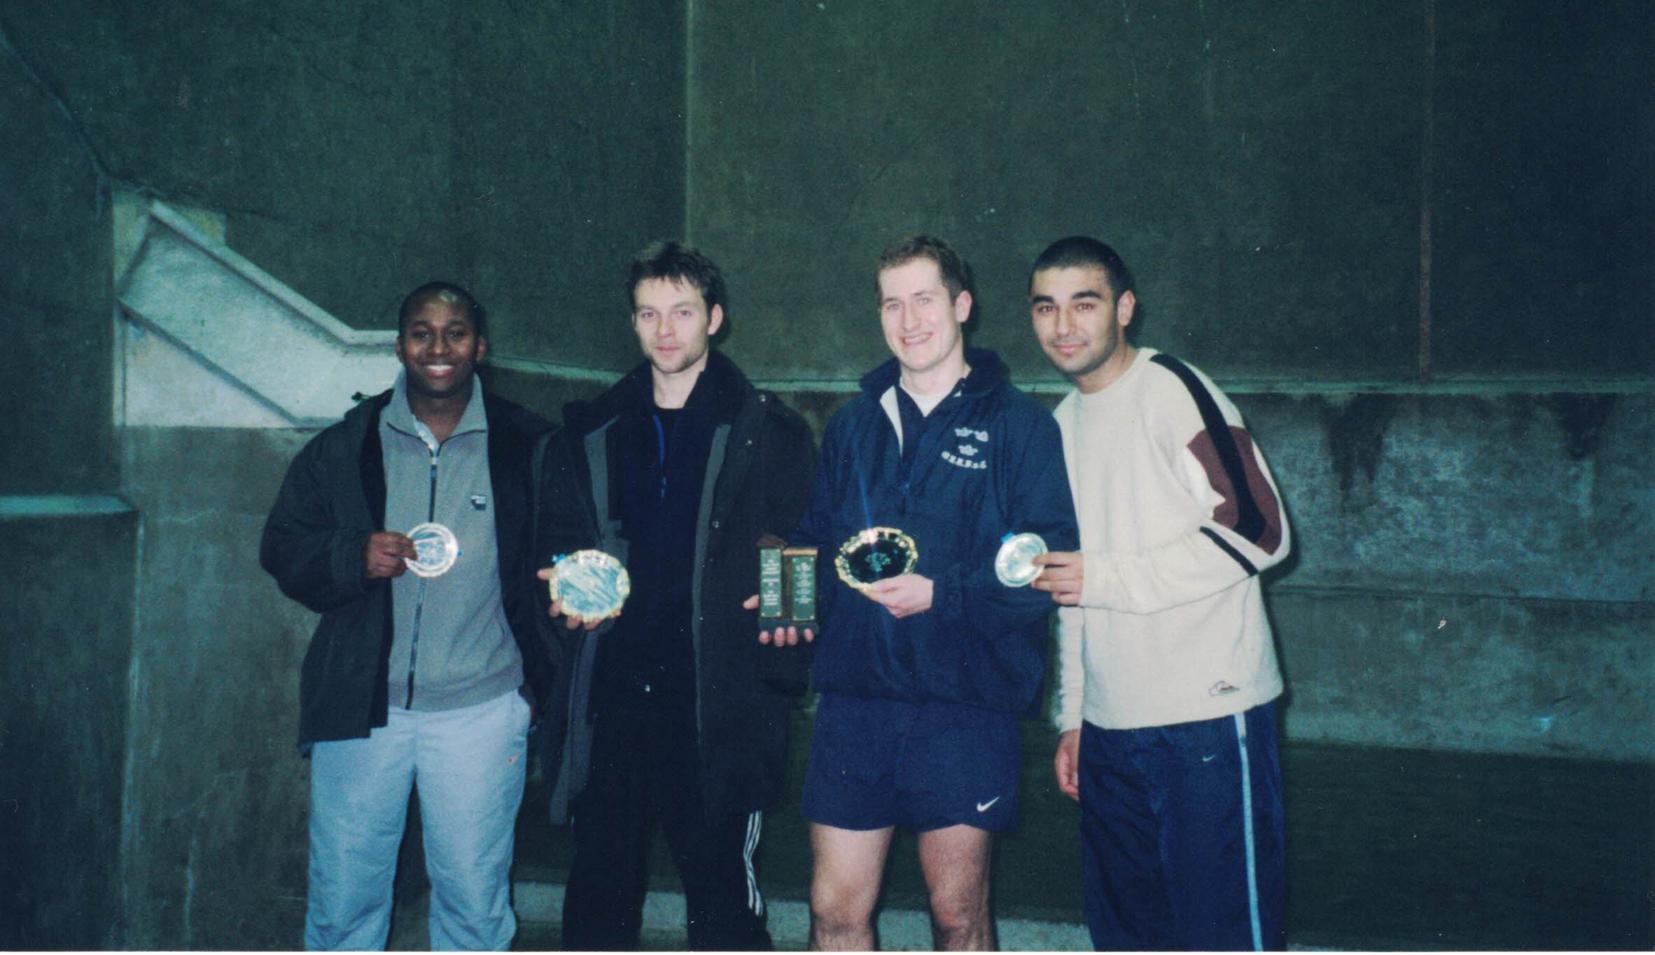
[
  {"x1": 548, "y1": 549, "x2": 631, "y2": 621},
  {"x1": 994, "y1": 532, "x2": 1047, "y2": 587},
  {"x1": 405, "y1": 522, "x2": 459, "y2": 578}
]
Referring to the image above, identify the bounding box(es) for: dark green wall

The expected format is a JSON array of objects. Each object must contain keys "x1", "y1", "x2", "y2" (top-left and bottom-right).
[
  {"x1": 2, "y1": 2, "x2": 1650, "y2": 949},
  {"x1": 0, "y1": 509, "x2": 135, "y2": 949},
  {"x1": 0, "y1": 0, "x2": 685, "y2": 370},
  {"x1": 688, "y1": 0, "x2": 1651, "y2": 384},
  {"x1": 0, "y1": 2, "x2": 686, "y2": 947},
  {"x1": 0, "y1": 39, "x2": 117, "y2": 494},
  {"x1": 117, "y1": 427, "x2": 316, "y2": 949},
  {"x1": 1432, "y1": 1, "x2": 1653, "y2": 377}
]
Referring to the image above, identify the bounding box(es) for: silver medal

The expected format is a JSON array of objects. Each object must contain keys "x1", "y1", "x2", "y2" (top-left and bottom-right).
[
  {"x1": 994, "y1": 532, "x2": 1047, "y2": 587},
  {"x1": 405, "y1": 522, "x2": 459, "y2": 578}
]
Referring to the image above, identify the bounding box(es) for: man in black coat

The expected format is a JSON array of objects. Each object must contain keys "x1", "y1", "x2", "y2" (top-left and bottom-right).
[
  {"x1": 534, "y1": 242, "x2": 816, "y2": 950},
  {"x1": 261, "y1": 282, "x2": 554, "y2": 949}
]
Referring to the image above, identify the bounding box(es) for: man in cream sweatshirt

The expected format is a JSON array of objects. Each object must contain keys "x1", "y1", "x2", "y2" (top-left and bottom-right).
[{"x1": 1027, "y1": 236, "x2": 1292, "y2": 951}]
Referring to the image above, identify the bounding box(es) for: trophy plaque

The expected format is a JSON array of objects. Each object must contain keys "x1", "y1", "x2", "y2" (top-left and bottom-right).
[
  {"x1": 994, "y1": 532, "x2": 1048, "y2": 587},
  {"x1": 759, "y1": 546, "x2": 787, "y2": 623},
  {"x1": 548, "y1": 549, "x2": 631, "y2": 621},
  {"x1": 785, "y1": 546, "x2": 818, "y2": 625},
  {"x1": 759, "y1": 543, "x2": 818, "y2": 628},
  {"x1": 405, "y1": 522, "x2": 459, "y2": 578},
  {"x1": 834, "y1": 526, "x2": 918, "y2": 590}
]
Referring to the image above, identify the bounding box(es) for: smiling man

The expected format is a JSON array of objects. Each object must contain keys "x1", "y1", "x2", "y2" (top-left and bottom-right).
[
  {"x1": 261, "y1": 282, "x2": 555, "y2": 949},
  {"x1": 764, "y1": 235, "x2": 1077, "y2": 950},
  {"x1": 1027, "y1": 236, "x2": 1292, "y2": 951},
  {"x1": 534, "y1": 242, "x2": 816, "y2": 950}
]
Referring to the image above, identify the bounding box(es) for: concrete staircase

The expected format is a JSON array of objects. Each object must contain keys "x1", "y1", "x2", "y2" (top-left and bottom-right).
[{"x1": 114, "y1": 196, "x2": 399, "y2": 429}]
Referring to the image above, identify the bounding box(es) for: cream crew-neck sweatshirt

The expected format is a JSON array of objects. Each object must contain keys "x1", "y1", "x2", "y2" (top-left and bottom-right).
[{"x1": 1053, "y1": 348, "x2": 1291, "y2": 732}]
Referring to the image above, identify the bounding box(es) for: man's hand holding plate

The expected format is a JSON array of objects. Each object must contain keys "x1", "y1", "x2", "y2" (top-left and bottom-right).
[
  {"x1": 1031, "y1": 550, "x2": 1085, "y2": 605},
  {"x1": 540, "y1": 550, "x2": 630, "y2": 629},
  {"x1": 537, "y1": 567, "x2": 610, "y2": 630},
  {"x1": 862, "y1": 573, "x2": 933, "y2": 619},
  {"x1": 363, "y1": 531, "x2": 416, "y2": 580}
]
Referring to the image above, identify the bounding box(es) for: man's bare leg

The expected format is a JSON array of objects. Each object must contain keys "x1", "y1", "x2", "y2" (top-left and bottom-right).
[
  {"x1": 809, "y1": 823, "x2": 894, "y2": 950},
  {"x1": 918, "y1": 824, "x2": 996, "y2": 951}
]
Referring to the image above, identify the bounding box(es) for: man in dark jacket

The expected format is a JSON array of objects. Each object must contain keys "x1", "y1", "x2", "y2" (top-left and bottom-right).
[
  {"x1": 260, "y1": 282, "x2": 554, "y2": 950},
  {"x1": 761, "y1": 236, "x2": 1078, "y2": 950},
  {"x1": 535, "y1": 242, "x2": 816, "y2": 950}
]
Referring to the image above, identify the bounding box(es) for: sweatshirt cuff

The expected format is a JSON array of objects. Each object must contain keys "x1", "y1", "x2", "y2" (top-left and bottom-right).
[{"x1": 1080, "y1": 550, "x2": 1111, "y2": 609}]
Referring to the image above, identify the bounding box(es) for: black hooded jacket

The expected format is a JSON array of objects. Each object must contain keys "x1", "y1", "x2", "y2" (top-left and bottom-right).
[
  {"x1": 534, "y1": 350, "x2": 817, "y2": 822},
  {"x1": 260, "y1": 387, "x2": 555, "y2": 748}
]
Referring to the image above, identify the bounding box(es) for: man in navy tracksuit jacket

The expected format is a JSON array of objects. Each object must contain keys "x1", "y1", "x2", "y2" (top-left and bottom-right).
[{"x1": 764, "y1": 235, "x2": 1077, "y2": 950}]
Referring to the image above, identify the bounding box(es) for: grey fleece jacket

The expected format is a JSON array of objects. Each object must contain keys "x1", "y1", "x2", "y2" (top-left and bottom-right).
[{"x1": 379, "y1": 373, "x2": 524, "y2": 711}]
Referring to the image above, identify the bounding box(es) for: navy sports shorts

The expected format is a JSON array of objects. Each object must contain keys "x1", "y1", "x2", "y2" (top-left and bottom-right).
[{"x1": 801, "y1": 692, "x2": 1021, "y2": 833}]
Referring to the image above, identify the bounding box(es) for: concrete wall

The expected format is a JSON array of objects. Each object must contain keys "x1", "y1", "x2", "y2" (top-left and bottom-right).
[
  {"x1": 0, "y1": 1, "x2": 683, "y2": 947},
  {"x1": 0, "y1": 505, "x2": 136, "y2": 949},
  {"x1": 0, "y1": 24, "x2": 117, "y2": 494},
  {"x1": 764, "y1": 386, "x2": 1655, "y2": 761},
  {"x1": 116, "y1": 428, "x2": 315, "y2": 949},
  {"x1": 2, "y1": 0, "x2": 1649, "y2": 949},
  {"x1": 0, "y1": 5, "x2": 133, "y2": 948},
  {"x1": 1249, "y1": 391, "x2": 1652, "y2": 759},
  {"x1": 0, "y1": 0, "x2": 685, "y2": 370},
  {"x1": 678, "y1": 0, "x2": 1654, "y2": 764},
  {"x1": 687, "y1": 0, "x2": 1650, "y2": 384}
]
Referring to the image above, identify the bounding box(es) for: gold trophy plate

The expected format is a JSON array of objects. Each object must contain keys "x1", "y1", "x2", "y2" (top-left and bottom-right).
[{"x1": 834, "y1": 527, "x2": 918, "y2": 590}]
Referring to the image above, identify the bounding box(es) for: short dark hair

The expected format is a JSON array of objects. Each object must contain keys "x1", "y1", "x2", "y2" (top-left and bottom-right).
[
  {"x1": 628, "y1": 241, "x2": 726, "y2": 314},
  {"x1": 1029, "y1": 236, "x2": 1135, "y2": 301},
  {"x1": 398, "y1": 281, "x2": 487, "y2": 338},
  {"x1": 876, "y1": 234, "x2": 973, "y2": 302}
]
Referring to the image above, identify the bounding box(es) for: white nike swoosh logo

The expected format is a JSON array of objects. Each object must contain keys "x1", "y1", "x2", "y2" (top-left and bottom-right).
[
  {"x1": 1202, "y1": 754, "x2": 1218, "y2": 763},
  {"x1": 976, "y1": 797, "x2": 1001, "y2": 812}
]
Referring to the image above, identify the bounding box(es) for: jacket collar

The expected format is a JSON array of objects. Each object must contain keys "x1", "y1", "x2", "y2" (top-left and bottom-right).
[
  {"x1": 858, "y1": 346, "x2": 1008, "y2": 403},
  {"x1": 566, "y1": 349, "x2": 752, "y2": 433},
  {"x1": 381, "y1": 371, "x2": 488, "y2": 445}
]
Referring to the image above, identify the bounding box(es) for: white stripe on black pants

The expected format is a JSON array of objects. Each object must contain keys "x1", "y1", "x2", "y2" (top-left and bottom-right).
[{"x1": 561, "y1": 695, "x2": 772, "y2": 951}]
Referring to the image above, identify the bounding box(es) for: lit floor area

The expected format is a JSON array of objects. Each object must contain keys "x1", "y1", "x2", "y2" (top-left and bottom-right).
[{"x1": 387, "y1": 728, "x2": 1653, "y2": 951}]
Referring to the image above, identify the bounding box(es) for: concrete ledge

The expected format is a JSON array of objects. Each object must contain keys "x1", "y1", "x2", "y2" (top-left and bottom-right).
[
  {"x1": 0, "y1": 494, "x2": 133, "y2": 517},
  {"x1": 1272, "y1": 589, "x2": 1655, "y2": 760}
]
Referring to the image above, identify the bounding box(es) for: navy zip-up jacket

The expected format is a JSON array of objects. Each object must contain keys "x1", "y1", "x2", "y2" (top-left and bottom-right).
[{"x1": 794, "y1": 347, "x2": 1079, "y2": 715}]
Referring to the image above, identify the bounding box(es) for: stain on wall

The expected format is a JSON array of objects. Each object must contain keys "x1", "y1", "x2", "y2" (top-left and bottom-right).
[
  {"x1": 1320, "y1": 394, "x2": 1398, "y2": 502},
  {"x1": 1546, "y1": 393, "x2": 1617, "y2": 461}
]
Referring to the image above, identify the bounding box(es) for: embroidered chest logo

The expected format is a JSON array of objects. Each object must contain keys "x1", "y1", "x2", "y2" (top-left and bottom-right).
[{"x1": 941, "y1": 426, "x2": 990, "y2": 470}]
